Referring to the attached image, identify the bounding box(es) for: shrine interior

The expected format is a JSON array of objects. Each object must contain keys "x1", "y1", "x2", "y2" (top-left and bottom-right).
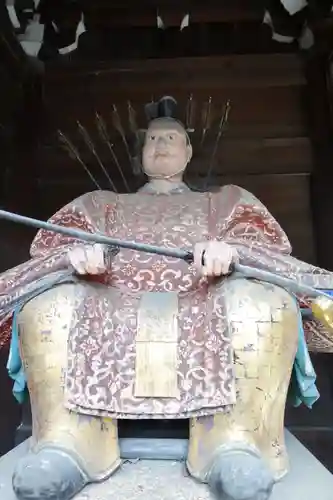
[{"x1": 1, "y1": 0, "x2": 333, "y2": 473}]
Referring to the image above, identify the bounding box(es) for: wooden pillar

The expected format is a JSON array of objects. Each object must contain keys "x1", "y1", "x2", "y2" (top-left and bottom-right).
[
  {"x1": 0, "y1": 5, "x2": 44, "y2": 456},
  {"x1": 0, "y1": 345, "x2": 21, "y2": 456},
  {"x1": 4, "y1": 75, "x2": 43, "y2": 217},
  {"x1": 305, "y1": 51, "x2": 333, "y2": 462},
  {"x1": 306, "y1": 52, "x2": 333, "y2": 270}
]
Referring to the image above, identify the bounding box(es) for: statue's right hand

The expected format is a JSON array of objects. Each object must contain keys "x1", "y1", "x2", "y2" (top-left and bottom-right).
[{"x1": 68, "y1": 244, "x2": 107, "y2": 275}]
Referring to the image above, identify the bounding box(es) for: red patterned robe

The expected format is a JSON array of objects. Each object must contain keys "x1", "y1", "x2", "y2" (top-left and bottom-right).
[{"x1": 0, "y1": 184, "x2": 332, "y2": 418}]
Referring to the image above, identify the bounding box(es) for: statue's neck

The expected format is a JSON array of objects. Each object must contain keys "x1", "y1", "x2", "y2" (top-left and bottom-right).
[{"x1": 141, "y1": 179, "x2": 189, "y2": 194}]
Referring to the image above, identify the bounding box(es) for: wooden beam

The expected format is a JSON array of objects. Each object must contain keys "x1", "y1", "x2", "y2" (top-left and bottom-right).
[
  {"x1": 42, "y1": 83, "x2": 307, "y2": 145},
  {"x1": 44, "y1": 54, "x2": 306, "y2": 88},
  {"x1": 84, "y1": 3, "x2": 264, "y2": 27},
  {"x1": 0, "y1": 1, "x2": 33, "y2": 80}
]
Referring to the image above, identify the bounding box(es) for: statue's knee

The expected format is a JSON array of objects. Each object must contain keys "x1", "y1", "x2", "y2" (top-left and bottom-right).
[
  {"x1": 18, "y1": 286, "x2": 77, "y2": 366},
  {"x1": 12, "y1": 448, "x2": 87, "y2": 500},
  {"x1": 226, "y1": 280, "x2": 298, "y2": 354},
  {"x1": 19, "y1": 284, "x2": 78, "y2": 334},
  {"x1": 225, "y1": 279, "x2": 298, "y2": 316}
]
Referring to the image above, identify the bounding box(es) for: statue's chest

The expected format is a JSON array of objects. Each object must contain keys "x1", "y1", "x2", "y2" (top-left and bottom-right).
[{"x1": 110, "y1": 194, "x2": 211, "y2": 246}]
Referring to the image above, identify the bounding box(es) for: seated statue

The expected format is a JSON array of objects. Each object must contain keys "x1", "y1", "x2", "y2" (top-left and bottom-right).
[{"x1": 1, "y1": 110, "x2": 333, "y2": 500}]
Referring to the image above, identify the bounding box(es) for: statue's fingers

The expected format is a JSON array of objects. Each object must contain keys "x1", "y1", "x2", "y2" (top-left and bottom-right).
[
  {"x1": 72, "y1": 260, "x2": 86, "y2": 274},
  {"x1": 213, "y1": 259, "x2": 223, "y2": 276},
  {"x1": 220, "y1": 258, "x2": 232, "y2": 275},
  {"x1": 232, "y1": 247, "x2": 239, "y2": 263},
  {"x1": 94, "y1": 244, "x2": 108, "y2": 272},
  {"x1": 194, "y1": 243, "x2": 206, "y2": 270},
  {"x1": 69, "y1": 247, "x2": 86, "y2": 274},
  {"x1": 93, "y1": 243, "x2": 105, "y2": 259},
  {"x1": 201, "y1": 257, "x2": 214, "y2": 277},
  {"x1": 85, "y1": 246, "x2": 105, "y2": 274},
  {"x1": 85, "y1": 261, "x2": 97, "y2": 274},
  {"x1": 201, "y1": 267, "x2": 209, "y2": 277}
]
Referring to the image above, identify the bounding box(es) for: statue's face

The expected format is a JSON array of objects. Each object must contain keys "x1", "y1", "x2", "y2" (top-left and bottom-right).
[{"x1": 142, "y1": 119, "x2": 192, "y2": 179}]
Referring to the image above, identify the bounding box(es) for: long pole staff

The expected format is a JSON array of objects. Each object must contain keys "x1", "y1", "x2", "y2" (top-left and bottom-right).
[{"x1": 0, "y1": 208, "x2": 331, "y2": 300}]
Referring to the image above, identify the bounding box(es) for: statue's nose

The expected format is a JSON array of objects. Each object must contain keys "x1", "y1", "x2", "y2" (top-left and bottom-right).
[{"x1": 156, "y1": 137, "x2": 167, "y2": 148}]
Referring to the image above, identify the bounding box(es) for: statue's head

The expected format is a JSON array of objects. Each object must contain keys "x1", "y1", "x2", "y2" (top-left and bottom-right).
[{"x1": 142, "y1": 117, "x2": 192, "y2": 181}]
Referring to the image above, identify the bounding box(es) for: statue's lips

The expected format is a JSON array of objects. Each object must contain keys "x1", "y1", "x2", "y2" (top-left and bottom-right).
[{"x1": 154, "y1": 152, "x2": 171, "y2": 158}]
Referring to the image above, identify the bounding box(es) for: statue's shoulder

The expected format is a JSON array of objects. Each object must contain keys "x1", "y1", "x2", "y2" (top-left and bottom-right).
[
  {"x1": 213, "y1": 184, "x2": 260, "y2": 205},
  {"x1": 67, "y1": 190, "x2": 118, "y2": 210}
]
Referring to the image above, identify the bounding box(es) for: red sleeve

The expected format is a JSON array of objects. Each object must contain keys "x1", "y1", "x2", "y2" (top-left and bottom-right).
[
  {"x1": 214, "y1": 184, "x2": 291, "y2": 254},
  {"x1": 213, "y1": 184, "x2": 333, "y2": 289},
  {"x1": 31, "y1": 190, "x2": 116, "y2": 258}
]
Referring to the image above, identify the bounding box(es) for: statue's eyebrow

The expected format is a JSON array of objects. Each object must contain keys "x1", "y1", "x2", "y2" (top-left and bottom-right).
[{"x1": 146, "y1": 128, "x2": 189, "y2": 143}]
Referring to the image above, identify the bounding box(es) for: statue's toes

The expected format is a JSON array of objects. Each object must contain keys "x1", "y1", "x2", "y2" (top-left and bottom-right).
[
  {"x1": 12, "y1": 447, "x2": 88, "y2": 500},
  {"x1": 207, "y1": 447, "x2": 274, "y2": 500}
]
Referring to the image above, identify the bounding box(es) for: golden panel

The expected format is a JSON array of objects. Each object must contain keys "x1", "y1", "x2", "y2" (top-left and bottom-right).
[{"x1": 135, "y1": 292, "x2": 179, "y2": 398}]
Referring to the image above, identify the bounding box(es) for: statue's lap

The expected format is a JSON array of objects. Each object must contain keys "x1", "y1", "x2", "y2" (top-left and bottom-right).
[{"x1": 18, "y1": 278, "x2": 299, "y2": 480}]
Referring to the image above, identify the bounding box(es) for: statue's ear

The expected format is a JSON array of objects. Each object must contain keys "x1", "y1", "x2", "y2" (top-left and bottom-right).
[{"x1": 186, "y1": 143, "x2": 193, "y2": 163}]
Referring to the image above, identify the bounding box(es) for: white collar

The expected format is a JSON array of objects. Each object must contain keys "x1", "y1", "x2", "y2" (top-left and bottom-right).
[{"x1": 138, "y1": 182, "x2": 190, "y2": 194}]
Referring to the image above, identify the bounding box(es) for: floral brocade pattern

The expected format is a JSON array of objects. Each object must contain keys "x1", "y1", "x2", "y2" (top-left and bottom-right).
[
  {"x1": 65, "y1": 281, "x2": 235, "y2": 418},
  {"x1": 65, "y1": 192, "x2": 238, "y2": 417},
  {"x1": 0, "y1": 185, "x2": 333, "y2": 418}
]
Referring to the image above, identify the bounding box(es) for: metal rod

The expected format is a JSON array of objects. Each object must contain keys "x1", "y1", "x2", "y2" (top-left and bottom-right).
[
  {"x1": 0, "y1": 209, "x2": 331, "y2": 300},
  {"x1": 231, "y1": 266, "x2": 332, "y2": 299},
  {"x1": 0, "y1": 209, "x2": 193, "y2": 262}
]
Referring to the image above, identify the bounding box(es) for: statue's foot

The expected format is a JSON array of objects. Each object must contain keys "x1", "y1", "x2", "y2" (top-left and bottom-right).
[
  {"x1": 12, "y1": 447, "x2": 88, "y2": 500},
  {"x1": 207, "y1": 446, "x2": 274, "y2": 500}
]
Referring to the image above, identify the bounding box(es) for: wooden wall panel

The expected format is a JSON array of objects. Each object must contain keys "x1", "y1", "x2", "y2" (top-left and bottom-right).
[
  {"x1": 47, "y1": 139, "x2": 304, "y2": 178},
  {"x1": 42, "y1": 87, "x2": 307, "y2": 143},
  {"x1": 218, "y1": 174, "x2": 314, "y2": 262},
  {"x1": 37, "y1": 135, "x2": 312, "y2": 180},
  {"x1": 0, "y1": 224, "x2": 35, "y2": 273},
  {"x1": 43, "y1": 54, "x2": 305, "y2": 84}
]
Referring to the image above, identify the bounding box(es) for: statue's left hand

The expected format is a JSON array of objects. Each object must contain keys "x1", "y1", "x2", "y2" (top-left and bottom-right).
[
  {"x1": 193, "y1": 241, "x2": 238, "y2": 278},
  {"x1": 68, "y1": 243, "x2": 107, "y2": 275}
]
